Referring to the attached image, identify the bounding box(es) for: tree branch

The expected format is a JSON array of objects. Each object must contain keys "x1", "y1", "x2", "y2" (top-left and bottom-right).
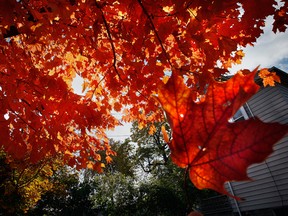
[
  {"x1": 95, "y1": 2, "x2": 124, "y2": 82},
  {"x1": 17, "y1": 159, "x2": 51, "y2": 189},
  {"x1": 137, "y1": 0, "x2": 173, "y2": 69}
]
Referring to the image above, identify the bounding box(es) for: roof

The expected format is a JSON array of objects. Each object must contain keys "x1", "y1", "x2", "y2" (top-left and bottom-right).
[{"x1": 221, "y1": 67, "x2": 288, "y2": 87}]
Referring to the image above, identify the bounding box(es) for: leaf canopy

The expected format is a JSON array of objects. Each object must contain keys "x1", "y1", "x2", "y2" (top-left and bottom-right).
[{"x1": 0, "y1": 0, "x2": 287, "y2": 196}]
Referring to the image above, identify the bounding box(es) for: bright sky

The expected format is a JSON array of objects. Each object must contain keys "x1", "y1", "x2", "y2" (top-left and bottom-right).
[
  {"x1": 230, "y1": 16, "x2": 288, "y2": 73},
  {"x1": 72, "y1": 76, "x2": 132, "y2": 141},
  {"x1": 73, "y1": 16, "x2": 288, "y2": 141},
  {"x1": 106, "y1": 116, "x2": 132, "y2": 141}
]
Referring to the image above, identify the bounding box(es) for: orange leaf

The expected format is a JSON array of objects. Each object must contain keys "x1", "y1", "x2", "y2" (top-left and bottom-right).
[
  {"x1": 106, "y1": 155, "x2": 113, "y2": 164},
  {"x1": 87, "y1": 161, "x2": 94, "y2": 169},
  {"x1": 259, "y1": 68, "x2": 281, "y2": 87},
  {"x1": 161, "y1": 125, "x2": 169, "y2": 143},
  {"x1": 148, "y1": 124, "x2": 156, "y2": 135},
  {"x1": 94, "y1": 162, "x2": 104, "y2": 173},
  {"x1": 158, "y1": 69, "x2": 288, "y2": 198}
]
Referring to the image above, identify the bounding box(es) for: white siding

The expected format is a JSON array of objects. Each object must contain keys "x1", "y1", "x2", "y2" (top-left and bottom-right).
[{"x1": 225, "y1": 84, "x2": 288, "y2": 213}]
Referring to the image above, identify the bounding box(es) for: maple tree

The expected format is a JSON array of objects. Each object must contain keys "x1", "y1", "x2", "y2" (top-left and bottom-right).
[{"x1": 0, "y1": 0, "x2": 288, "y2": 197}]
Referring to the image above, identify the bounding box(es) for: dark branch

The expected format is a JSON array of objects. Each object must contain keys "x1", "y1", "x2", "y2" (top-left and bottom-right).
[
  {"x1": 95, "y1": 2, "x2": 124, "y2": 82},
  {"x1": 3, "y1": 26, "x2": 20, "y2": 39},
  {"x1": 137, "y1": 0, "x2": 173, "y2": 69},
  {"x1": 18, "y1": 159, "x2": 52, "y2": 189}
]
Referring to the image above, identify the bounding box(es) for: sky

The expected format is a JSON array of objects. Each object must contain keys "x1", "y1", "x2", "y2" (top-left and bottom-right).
[
  {"x1": 73, "y1": 16, "x2": 288, "y2": 141},
  {"x1": 230, "y1": 16, "x2": 288, "y2": 73}
]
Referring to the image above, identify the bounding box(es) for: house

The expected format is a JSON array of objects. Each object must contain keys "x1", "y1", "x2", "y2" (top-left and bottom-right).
[{"x1": 200, "y1": 67, "x2": 288, "y2": 216}]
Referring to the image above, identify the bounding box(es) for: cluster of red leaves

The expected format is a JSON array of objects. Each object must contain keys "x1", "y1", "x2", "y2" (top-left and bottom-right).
[
  {"x1": 0, "y1": 42, "x2": 117, "y2": 170},
  {"x1": 0, "y1": 0, "x2": 287, "y2": 194}
]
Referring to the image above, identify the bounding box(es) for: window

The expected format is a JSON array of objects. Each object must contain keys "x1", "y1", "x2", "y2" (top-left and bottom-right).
[{"x1": 229, "y1": 103, "x2": 253, "y2": 123}]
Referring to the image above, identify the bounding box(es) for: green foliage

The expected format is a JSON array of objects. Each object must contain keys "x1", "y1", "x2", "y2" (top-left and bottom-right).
[
  {"x1": 0, "y1": 152, "x2": 56, "y2": 215},
  {"x1": 131, "y1": 121, "x2": 171, "y2": 175},
  {"x1": 137, "y1": 182, "x2": 186, "y2": 216},
  {"x1": 107, "y1": 139, "x2": 136, "y2": 177},
  {"x1": 92, "y1": 172, "x2": 137, "y2": 215},
  {"x1": 26, "y1": 123, "x2": 215, "y2": 215},
  {"x1": 88, "y1": 123, "x2": 215, "y2": 215},
  {"x1": 28, "y1": 167, "x2": 97, "y2": 216}
]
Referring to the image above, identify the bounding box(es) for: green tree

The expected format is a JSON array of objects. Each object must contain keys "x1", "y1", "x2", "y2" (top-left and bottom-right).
[
  {"x1": 92, "y1": 172, "x2": 137, "y2": 215},
  {"x1": 131, "y1": 122, "x2": 216, "y2": 214},
  {"x1": 28, "y1": 166, "x2": 97, "y2": 216},
  {"x1": 89, "y1": 124, "x2": 215, "y2": 215},
  {"x1": 91, "y1": 139, "x2": 138, "y2": 215},
  {"x1": 131, "y1": 122, "x2": 171, "y2": 175},
  {"x1": 106, "y1": 139, "x2": 136, "y2": 178}
]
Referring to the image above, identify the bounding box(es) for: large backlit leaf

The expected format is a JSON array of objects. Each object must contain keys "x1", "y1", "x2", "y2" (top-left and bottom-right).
[{"x1": 158, "y1": 69, "x2": 288, "y2": 197}]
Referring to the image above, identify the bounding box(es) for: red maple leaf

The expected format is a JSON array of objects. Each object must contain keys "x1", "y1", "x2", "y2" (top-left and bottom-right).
[{"x1": 158, "y1": 69, "x2": 288, "y2": 197}]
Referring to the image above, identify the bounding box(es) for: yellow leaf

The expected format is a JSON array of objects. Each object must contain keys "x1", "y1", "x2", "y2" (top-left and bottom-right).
[
  {"x1": 163, "y1": 6, "x2": 174, "y2": 13},
  {"x1": 64, "y1": 150, "x2": 72, "y2": 157},
  {"x1": 30, "y1": 23, "x2": 42, "y2": 32},
  {"x1": 138, "y1": 122, "x2": 145, "y2": 130},
  {"x1": 75, "y1": 54, "x2": 88, "y2": 62},
  {"x1": 57, "y1": 132, "x2": 63, "y2": 141},
  {"x1": 64, "y1": 52, "x2": 74, "y2": 63}
]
